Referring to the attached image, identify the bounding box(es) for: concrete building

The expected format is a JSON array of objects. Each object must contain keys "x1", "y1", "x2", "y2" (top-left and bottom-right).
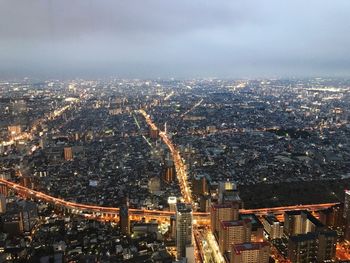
[
  {"x1": 261, "y1": 214, "x2": 283, "y2": 240},
  {"x1": 119, "y1": 197, "x2": 130, "y2": 235},
  {"x1": 211, "y1": 203, "x2": 239, "y2": 237},
  {"x1": 231, "y1": 242, "x2": 270, "y2": 263},
  {"x1": 63, "y1": 147, "x2": 73, "y2": 161},
  {"x1": 219, "y1": 219, "x2": 251, "y2": 254},
  {"x1": 176, "y1": 203, "x2": 193, "y2": 260}
]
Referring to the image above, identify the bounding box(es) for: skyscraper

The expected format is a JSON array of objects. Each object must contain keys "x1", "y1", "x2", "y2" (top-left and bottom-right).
[
  {"x1": 176, "y1": 203, "x2": 193, "y2": 260},
  {"x1": 120, "y1": 197, "x2": 130, "y2": 235}
]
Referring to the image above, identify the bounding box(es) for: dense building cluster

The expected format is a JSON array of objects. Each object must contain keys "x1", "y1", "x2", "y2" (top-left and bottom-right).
[{"x1": 0, "y1": 78, "x2": 350, "y2": 262}]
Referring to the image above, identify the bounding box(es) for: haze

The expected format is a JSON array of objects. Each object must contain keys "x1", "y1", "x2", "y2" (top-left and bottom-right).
[{"x1": 0, "y1": 0, "x2": 349, "y2": 79}]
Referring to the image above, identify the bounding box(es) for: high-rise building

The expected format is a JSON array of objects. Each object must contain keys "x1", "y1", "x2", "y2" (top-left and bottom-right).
[
  {"x1": 344, "y1": 190, "x2": 350, "y2": 241},
  {"x1": 231, "y1": 242, "x2": 270, "y2": 263},
  {"x1": 63, "y1": 147, "x2": 73, "y2": 161},
  {"x1": 218, "y1": 180, "x2": 238, "y2": 204},
  {"x1": 219, "y1": 219, "x2": 252, "y2": 254},
  {"x1": 288, "y1": 232, "x2": 318, "y2": 263},
  {"x1": 318, "y1": 204, "x2": 343, "y2": 229},
  {"x1": 120, "y1": 197, "x2": 130, "y2": 235},
  {"x1": 192, "y1": 175, "x2": 208, "y2": 197},
  {"x1": 163, "y1": 162, "x2": 175, "y2": 183},
  {"x1": 284, "y1": 210, "x2": 324, "y2": 237},
  {"x1": 239, "y1": 214, "x2": 264, "y2": 242},
  {"x1": 261, "y1": 214, "x2": 283, "y2": 240},
  {"x1": 0, "y1": 195, "x2": 6, "y2": 213},
  {"x1": 168, "y1": 196, "x2": 177, "y2": 212},
  {"x1": 176, "y1": 203, "x2": 193, "y2": 260},
  {"x1": 211, "y1": 203, "x2": 239, "y2": 237},
  {"x1": 288, "y1": 230, "x2": 336, "y2": 263},
  {"x1": 317, "y1": 230, "x2": 337, "y2": 262},
  {"x1": 150, "y1": 128, "x2": 159, "y2": 139},
  {"x1": 344, "y1": 190, "x2": 350, "y2": 219}
]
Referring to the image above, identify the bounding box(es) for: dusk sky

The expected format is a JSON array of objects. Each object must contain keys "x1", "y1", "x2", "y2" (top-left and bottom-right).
[{"x1": 0, "y1": 0, "x2": 349, "y2": 79}]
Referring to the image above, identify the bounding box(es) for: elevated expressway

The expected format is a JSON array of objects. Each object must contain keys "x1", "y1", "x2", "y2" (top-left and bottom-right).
[{"x1": 0, "y1": 178, "x2": 338, "y2": 225}]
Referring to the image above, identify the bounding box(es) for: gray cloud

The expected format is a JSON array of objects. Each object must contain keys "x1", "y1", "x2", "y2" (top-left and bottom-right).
[{"x1": 0, "y1": 0, "x2": 349, "y2": 78}]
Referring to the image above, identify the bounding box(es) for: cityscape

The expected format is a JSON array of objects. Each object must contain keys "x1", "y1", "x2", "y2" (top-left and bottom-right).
[
  {"x1": 0, "y1": 78, "x2": 350, "y2": 262},
  {"x1": 1, "y1": 0, "x2": 350, "y2": 262}
]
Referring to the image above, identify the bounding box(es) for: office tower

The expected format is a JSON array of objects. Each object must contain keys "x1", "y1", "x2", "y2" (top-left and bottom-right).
[
  {"x1": 168, "y1": 196, "x2": 177, "y2": 212},
  {"x1": 176, "y1": 203, "x2": 193, "y2": 260},
  {"x1": 120, "y1": 197, "x2": 130, "y2": 235},
  {"x1": 63, "y1": 147, "x2": 73, "y2": 161},
  {"x1": 0, "y1": 195, "x2": 6, "y2": 213},
  {"x1": 219, "y1": 219, "x2": 252, "y2": 254},
  {"x1": 231, "y1": 242, "x2": 270, "y2": 263},
  {"x1": 261, "y1": 214, "x2": 283, "y2": 240},
  {"x1": 211, "y1": 203, "x2": 239, "y2": 237}
]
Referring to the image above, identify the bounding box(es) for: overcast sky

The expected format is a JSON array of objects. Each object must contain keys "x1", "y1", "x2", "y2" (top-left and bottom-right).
[{"x1": 0, "y1": 0, "x2": 349, "y2": 79}]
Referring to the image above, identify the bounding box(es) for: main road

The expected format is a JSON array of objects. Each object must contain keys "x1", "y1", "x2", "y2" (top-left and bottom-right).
[{"x1": 139, "y1": 109, "x2": 193, "y2": 203}]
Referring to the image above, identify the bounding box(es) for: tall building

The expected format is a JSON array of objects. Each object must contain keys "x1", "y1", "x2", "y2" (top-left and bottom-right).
[
  {"x1": 211, "y1": 203, "x2": 239, "y2": 237},
  {"x1": 192, "y1": 174, "x2": 208, "y2": 197},
  {"x1": 218, "y1": 180, "x2": 240, "y2": 205},
  {"x1": 239, "y1": 214, "x2": 264, "y2": 242},
  {"x1": 288, "y1": 230, "x2": 336, "y2": 263},
  {"x1": 63, "y1": 147, "x2": 73, "y2": 161},
  {"x1": 344, "y1": 190, "x2": 350, "y2": 241},
  {"x1": 231, "y1": 242, "x2": 270, "y2": 263},
  {"x1": 150, "y1": 128, "x2": 159, "y2": 139},
  {"x1": 168, "y1": 196, "x2": 177, "y2": 212},
  {"x1": 284, "y1": 210, "x2": 324, "y2": 237},
  {"x1": 343, "y1": 190, "x2": 350, "y2": 219},
  {"x1": 219, "y1": 219, "x2": 252, "y2": 254},
  {"x1": 0, "y1": 195, "x2": 6, "y2": 213},
  {"x1": 317, "y1": 230, "x2": 337, "y2": 262},
  {"x1": 261, "y1": 214, "x2": 283, "y2": 240},
  {"x1": 176, "y1": 203, "x2": 193, "y2": 260},
  {"x1": 120, "y1": 197, "x2": 130, "y2": 235},
  {"x1": 288, "y1": 232, "x2": 318, "y2": 263},
  {"x1": 163, "y1": 161, "x2": 175, "y2": 183}
]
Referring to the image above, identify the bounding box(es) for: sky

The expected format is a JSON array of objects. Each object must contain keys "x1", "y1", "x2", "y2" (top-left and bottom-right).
[{"x1": 0, "y1": 0, "x2": 349, "y2": 79}]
